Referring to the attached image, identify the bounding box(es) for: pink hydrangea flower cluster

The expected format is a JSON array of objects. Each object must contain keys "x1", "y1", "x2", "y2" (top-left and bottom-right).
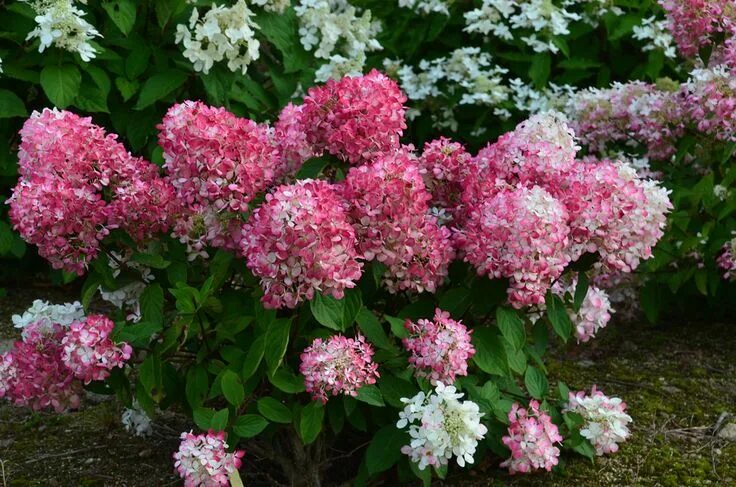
[
  {"x1": 681, "y1": 66, "x2": 736, "y2": 142},
  {"x1": 402, "y1": 308, "x2": 475, "y2": 385},
  {"x1": 565, "y1": 386, "x2": 633, "y2": 455},
  {"x1": 272, "y1": 103, "x2": 316, "y2": 180},
  {"x1": 0, "y1": 322, "x2": 82, "y2": 412},
  {"x1": 240, "y1": 179, "x2": 363, "y2": 309},
  {"x1": 501, "y1": 400, "x2": 563, "y2": 474},
  {"x1": 717, "y1": 237, "x2": 736, "y2": 280},
  {"x1": 8, "y1": 109, "x2": 174, "y2": 274},
  {"x1": 459, "y1": 184, "x2": 571, "y2": 308},
  {"x1": 554, "y1": 281, "x2": 614, "y2": 342},
  {"x1": 660, "y1": 0, "x2": 735, "y2": 58},
  {"x1": 61, "y1": 314, "x2": 133, "y2": 384},
  {"x1": 299, "y1": 334, "x2": 379, "y2": 403},
  {"x1": 416, "y1": 137, "x2": 472, "y2": 221},
  {"x1": 301, "y1": 70, "x2": 407, "y2": 164},
  {"x1": 173, "y1": 430, "x2": 244, "y2": 487},
  {"x1": 341, "y1": 149, "x2": 455, "y2": 294}
]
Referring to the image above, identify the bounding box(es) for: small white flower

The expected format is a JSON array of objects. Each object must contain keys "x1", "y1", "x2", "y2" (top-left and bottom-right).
[{"x1": 122, "y1": 401, "x2": 153, "y2": 437}]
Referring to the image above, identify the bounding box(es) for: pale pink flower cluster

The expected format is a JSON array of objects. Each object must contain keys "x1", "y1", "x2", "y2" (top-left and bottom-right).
[
  {"x1": 565, "y1": 386, "x2": 633, "y2": 456},
  {"x1": 660, "y1": 0, "x2": 735, "y2": 58},
  {"x1": 301, "y1": 69, "x2": 407, "y2": 164},
  {"x1": 682, "y1": 66, "x2": 736, "y2": 142},
  {"x1": 402, "y1": 308, "x2": 475, "y2": 385},
  {"x1": 501, "y1": 400, "x2": 563, "y2": 474},
  {"x1": 240, "y1": 179, "x2": 363, "y2": 309},
  {"x1": 272, "y1": 102, "x2": 316, "y2": 180},
  {"x1": 416, "y1": 137, "x2": 472, "y2": 221},
  {"x1": 159, "y1": 101, "x2": 279, "y2": 252},
  {"x1": 0, "y1": 322, "x2": 82, "y2": 412},
  {"x1": 554, "y1": 281, "x2": 613, "y2": 342},
  {"x1": 8, "y1": 109, "x2": 175, "y2": 274},
  {"x1": 341, "y1": 149, "x2": 455, "y2": 294},
  {"x1": 299, "y1": 334, "x2": 379, "y2": 403},
  {"x1": 173, "y1": 430, "x2": 245, "y2": 487},
  {"x1": 717, "y1": 237, "x2": 736, "y2": 280},
  {"x1": 61, "y1": 314, "x2": 133, "y2": 384}
]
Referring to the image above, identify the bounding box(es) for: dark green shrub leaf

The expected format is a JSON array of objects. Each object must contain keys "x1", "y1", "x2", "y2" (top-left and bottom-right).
[
  {"x1": 134, "y1": 70, "x2": 188, "y2": 110},
  {"x1": 299, "y1": 402, "x2": 324, "y2": 445},
  {"x1": 472, "y1": 327, "x2": 509, "y2": 376},
  {"x1": 0, "y1": 89, "x2": 27, "y2": 118},
  {"x1": 102, "y1": 0, "x2": 137, "y2": 35},
  {"x1": 355, "y1": 385, "x2": 385, "y2": 407},
  {"x1": 40, "y1": 65, "x2": 81, "y2": 108},
  {"x1": 257, "y1": 397, "x2": 292, "y2": 424},
  {"x1": 496, "y1": 307, "x2": 525, "y2": 350},
  {"x1": 264, "y1": 318, "x2": 291, "y2": 374},
  {"x1": 524, "y1": 366, "x2": 548, "y2": 400},
  {"x1": 233, "y1": 414, "x2": 268, "y2": 438},
  {"x1": 545, "y1": 293, "x2": 572, "y2": 342},
  {"x1": 221, "y1": 369, "x2": 245, "y2": 407},
  {"x1": 366, "y1": 425, "x2": 406, "y2": 474}
]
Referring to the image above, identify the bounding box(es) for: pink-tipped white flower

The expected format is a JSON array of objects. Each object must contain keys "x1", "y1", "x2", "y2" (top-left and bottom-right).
[
  {"x1": 397, "y1": 382, "x2": 487, "y2": 470},
  {"x1": 403, "y1": 309, "x2": 475, "y2": 385},
  {"x1": 173, "y1": 430, "x2": 245, "y2": 487},
  {"x1": 61, "y1": 314, "x2": 133, "y2": 384},
  {"x1": 300, "y1": 334, "x2": 379, "y2": 403},
  {"x1": 717, "y1": 237, "x2": 736, "y2": 280},
  {"x1": 565, "y1": 386, "x2": 632, "y2": 456},
  {"x1": 553, "y1": 281, "x2": 614, "y2": 343},
  {"x1": 501, "y1": 400, "x2": 563, "y2": 474}
]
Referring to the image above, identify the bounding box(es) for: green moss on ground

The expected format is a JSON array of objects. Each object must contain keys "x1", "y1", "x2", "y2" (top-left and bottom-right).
[{"x1": 1, "y1": 287, "x2": 735, "y2": 486}]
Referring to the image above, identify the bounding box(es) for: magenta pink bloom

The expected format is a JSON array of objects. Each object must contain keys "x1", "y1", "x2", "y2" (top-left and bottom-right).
[
  {"x1": 417, "y1": 137, "x2": 472, "y2": 221},
  {"x1": 501, "y1": 400, "x2": 563, "y2": 474},
  {"x1": 273, "y1": 102, "x2": 316, "y2": 180},
  {"x1": 173, "y1": 430, "x2": 245, "y2": 487},
  {"x1": 301, "y1": 70, "x2": 407, "y2": 165},
  {"x1": 1, "y1": 322, "x2": 82, "y2": 412},
  {"x1": 241, "y1": 179, "x2": 363, "y2": 309},
  {"x1": 158, "y1": 100, "x2": 280, "y2": 213},
  {"x1": 717, "y1": 238, "x2": 736, "y2": 280},
  {"x1": 660, "y1": 0, "x2": 735, "y2": 58},
  {"x1": 61, "y1": 314, "x2": 133, "y2": 384},
  {"x1": 300, "y1": 334, "x2": 379, "y2": 403},
  {"x1": 341, "y1": 149, "x2": 454, "y2": 294},
  {"x1": 402, "y1": 308, "x2": 475, "y2": 385},
  {"x1": 458, "y1": 184, "x2": 571, "y2": 308},
  {"x1": 681, "y1": 66, "x2": 736, "y2": 142}
]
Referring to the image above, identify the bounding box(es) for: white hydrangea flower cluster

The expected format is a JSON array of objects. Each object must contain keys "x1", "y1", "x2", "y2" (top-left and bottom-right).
[
  {"x1": 398, "y1": 0, "x2": 451, "y2": 16},
  {"x1": 396, "y1": 382, "x2": 488, "y2": 470},
  {"x1": 24, "y1": 0, "x2": 100, "y2": 62},
  {"x1": 510, "y1": 79, "x2": 576, "y2": 114},
  {"x1": 632, "y1": 16, "x2": 677, "y2": 59},
  {"x1": 98, "y1": 251, "x2": 154, "y2": 323},
  {"x1": 295, "y1": 0, "x2": 382, "y2": 82},
  {"x1": 12, "y1": 299, "x2": 85, "y2": 339},
  {"x1": 175, "y1": 0, "x2": 261, "y2": 74},
  {"x1": 565, "y1": 387, "x2": 633, "y2": 455},
  {"x1": 464, "y1": 0, "x2": 622, "y2": 53},
  {"x1": 122, "y1": 401, "x2": 153, "y2": 437},
  {"x1": 252, "y1": 0, "x2": 291, "y2": 13}
]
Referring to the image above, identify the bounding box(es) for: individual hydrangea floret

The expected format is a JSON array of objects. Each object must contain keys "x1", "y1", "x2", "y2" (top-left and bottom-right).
[
  {"x1": 175, "y1": 0, "x2": 260, "y2": 74},
  {"x1": 241, "y1": 179, "x2": 363, "y2": 309},
  {"x1": 397, "y1": 382, "x2": 487, "y2": 470},
  {"x1": 501, "y1": 400, "x2": 563, "y2": 474},
  {"x1": 61, "y1": 314, "x2": 133, "y2": 384},
  {"x1": 565, "y1": 386, "x2": 633, "y2": 455},
  {"x1": 300, "y1": 334, "x2": 379, "y2": 403},
  {"x1": 173, "y1": 430, "x2": 245, "y2": 487},
  {"x1": 25, "y1": 0, "x2": 100, "y2": 61},
  {"x1": 341, "y1": 149, "x2": 454, "y2": 294},
  {"x1": 403, "y1": 309, "x2": 475, "y2": 385},
  {"x1": 301, "y1": 70, "x2": 407, "y2": 165}
]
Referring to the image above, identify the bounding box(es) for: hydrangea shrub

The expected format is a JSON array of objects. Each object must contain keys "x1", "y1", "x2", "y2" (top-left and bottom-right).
[{"x1": 1, "y1": 72, "x2": 662, "y2": 484}]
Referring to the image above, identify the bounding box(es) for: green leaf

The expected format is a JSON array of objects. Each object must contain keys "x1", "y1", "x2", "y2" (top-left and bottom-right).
[
  {"x1": 341, "y1": 289, "x2": 362, "y2": 328},
  {"x1": 209, "y1": 250, "x2": 234, "y2": 291},
  {"x1": 0, "y1": 89, "x2": 27, "y2": 118},
  {"x1": 115, "y1": 77, "x2": 139, "y2": 102},
  {"x1": 40, "y1": 65, "x2": 81, "y2": 108},
  {"x1": 310, "y1": 293, "x2": 345, "y2": 330},
  {"x1": 257, "y1": 397, "x2": 292, "y2": 424},
  {"x1": 117, "y1": 321, "x2": 161, "y2": 347},
  {"x1": 529, "y1": 54, "x2": 551, "y2": 88},
  {"x1": 268, "y1": 368, "x2": 306, "y2": 393},
  {"x1": 264, "y1": 318, "x2": 291, "y2": 374},
  {"x1": 524, "y1": 366, "x2": 548, "y2": 400},
  {"x1": 131, "y1": 252, "x2": 170, "y2": 269},
  {"x1": 242, "y1": 335, "x2": 265, "y2": 380},
  {"x1": 186, "y1": 365, "x2": 209, "y2": 408},
  {"x1": 472, "y1": 327, "x2": 509, "y2": 376},
  {"x1": 355, "y1": 385, "x2": 385, "y2": 407},
  {"x1": 193, "y1": 407, "x2": 215, "y2": 430},
  {"x1": 210, "y1": 408, "x2": 230, "y2": 431},
  {"x1": 295, "y1": 157, "x2": 328, "y2": 179},
  {"x1": 139, "y1": 354, "x2": 163, "y2": 401},
  {"x1": 496, "y1": 307, "x2": 525, "y2": 351},
  {"x1": 140, "y1": 283, "x2": 164, "y2": 325},
  {"x1": 439, "y1": 287, "x2": 472, "y2": 317},
  {"x1": 233, "y1": 414, "x2": 268, "y2": 437},
  {"x1": 256, "y1": 10, "x2": 311, "y2": 73},
  {"x1": 545, "y1": 293, "x2": 573, "y2": 342},
  {"x1": 299, "y1": 402, "x2": 324, "y2": 445},
  {"x1": 385, "y1": 315, "x2": 408, "y2": 339},
  {"x1": 134, "y1": 70, "x2": 188, "y2": 110},
  {"x1": 229, "y1": 470, "x2": 245, "y2": 487},
  {"x1": 365, "y1": 425, "x2": 406, "y2": 474},
  {"x1": 221, "y1": 369, "x2": 245, "y2": 407},
  {"x1": 573, "y1": 273, "x2": 589, "y2": 312},
  {"x1": 355, "y1": 308, "x2": 392, "y2": 350},
  {"x1": 102, "y1": 0, "x2": 136, "y2": 35}
]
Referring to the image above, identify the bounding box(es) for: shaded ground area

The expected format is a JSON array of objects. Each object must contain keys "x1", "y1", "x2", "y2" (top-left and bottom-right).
[{"x1": 1, "y1": 286, "x2": 735, "y2": 486}]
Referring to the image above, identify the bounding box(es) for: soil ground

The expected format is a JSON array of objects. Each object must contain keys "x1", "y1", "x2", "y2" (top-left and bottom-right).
[{"x1": 1, "y1": 285, "x2": 734, "y2": 486}]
